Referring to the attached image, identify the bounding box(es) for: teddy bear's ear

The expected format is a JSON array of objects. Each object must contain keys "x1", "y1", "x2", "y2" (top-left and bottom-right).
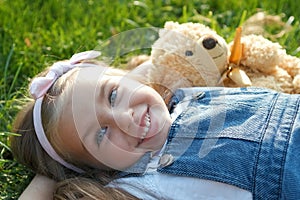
[
  {"x1": 155, "y1": 29, "x2": 186, "y2": 52},
  {"x1": 159, "y1": 21, "x2": 180, "y2": 38}
]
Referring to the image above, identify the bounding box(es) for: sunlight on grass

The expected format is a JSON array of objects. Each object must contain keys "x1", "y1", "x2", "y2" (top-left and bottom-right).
[{"x1": 0, "y1": 0, "x2": 299, "y2": 198}]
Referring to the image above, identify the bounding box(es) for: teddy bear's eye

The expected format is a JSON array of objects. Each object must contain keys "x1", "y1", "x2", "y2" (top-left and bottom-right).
[
  {"x1": 185, "y1": 50, "x2": 193, "y2": 56},
  {"x1": 202, "y1": 37, "x2": 218, "y2": 50}
]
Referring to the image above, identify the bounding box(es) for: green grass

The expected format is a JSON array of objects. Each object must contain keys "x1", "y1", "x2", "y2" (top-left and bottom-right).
[{"x1": 0, "y1": 0, "x2": 299, "y2": 199}]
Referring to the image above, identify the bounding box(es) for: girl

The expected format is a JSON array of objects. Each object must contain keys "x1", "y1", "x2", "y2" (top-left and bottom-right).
[{"x1": 11, "y1": 51, "x2": 300, "y2": 199}]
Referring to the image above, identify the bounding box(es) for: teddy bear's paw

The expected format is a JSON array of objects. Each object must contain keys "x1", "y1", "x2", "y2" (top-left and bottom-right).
[
  {"x1": 278, "y1": 54, "x2": 300, "y2": 78},
  {"x1": 239, "y1": 35, "x2": 282, "y2": 73}
]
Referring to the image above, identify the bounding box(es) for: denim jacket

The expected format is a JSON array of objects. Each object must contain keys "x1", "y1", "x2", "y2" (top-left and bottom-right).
[{"x1": 122, "y1": 87, "x2": 300, "y2": 199}]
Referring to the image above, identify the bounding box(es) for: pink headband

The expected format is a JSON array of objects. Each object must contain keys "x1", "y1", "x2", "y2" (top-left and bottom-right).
[{"x1": 30, "y1": 51, "x2": 101, "y2": 173}]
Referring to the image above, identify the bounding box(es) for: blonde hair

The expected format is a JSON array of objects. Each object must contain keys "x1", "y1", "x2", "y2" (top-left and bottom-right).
[
  {"x1": 10, "y1": 66, "x2": 79, "y2": 180},
  {"x1": 43, "y1": 67, "x2": 86, "y2": 165},
  {"x1": 54, "y1": 177, "x2": 138, "y2": 200},
  {"x1": 10, "y1": 61, "x2": 150, "y2": 198}
]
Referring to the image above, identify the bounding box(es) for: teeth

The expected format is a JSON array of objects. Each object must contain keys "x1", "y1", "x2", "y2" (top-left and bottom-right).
[
  {"x1": 145, "y1": 119, "x2": 150, "y2": 126},
  {"x1": 143, "y1": 127, "x2": 149, "y2": 134},
  {"x1": 141, "y1": 113, "x2": 151, "y2": 140}
]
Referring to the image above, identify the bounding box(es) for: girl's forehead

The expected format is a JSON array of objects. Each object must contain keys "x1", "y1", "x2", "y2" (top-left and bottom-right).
[
  {"x1": 75, "y1": 65, "x2": 126, "y2": 79},
  {"x1": 65, "y1": 65, "x2": 122, "y2": 104},
  {"x1": 78, "y1": 65, "x2": 107, "y2": 76}
]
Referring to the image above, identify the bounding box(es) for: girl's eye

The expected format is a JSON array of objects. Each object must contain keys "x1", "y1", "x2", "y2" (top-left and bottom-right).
[
  {"x1": 109, "y1": 88, "x2": 117, "y2": 107},
  {"x1": 97, "y1": 127, "x2": 107, "y2": 145}
]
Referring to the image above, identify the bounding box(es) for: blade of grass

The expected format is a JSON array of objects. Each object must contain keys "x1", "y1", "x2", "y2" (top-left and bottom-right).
[
  {"x1": 4, "y1": 44, "x2": 15, "y2": 100},
  {"x1": 0, "y1": 141, "x2": 10, "y2": 151},
  {"x1": 8, "y1": 63, "x2": 23, "y2": 97}
]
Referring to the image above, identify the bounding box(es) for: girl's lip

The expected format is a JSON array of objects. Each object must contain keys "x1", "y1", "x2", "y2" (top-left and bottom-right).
[{"x1": 139, "y1": 133, "x2": 155, "y2": 145}]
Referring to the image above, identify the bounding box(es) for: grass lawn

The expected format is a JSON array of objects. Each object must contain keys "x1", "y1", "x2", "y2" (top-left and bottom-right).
[{"x1": 1, "y1": 0, "x2": 299, "y2": 199}]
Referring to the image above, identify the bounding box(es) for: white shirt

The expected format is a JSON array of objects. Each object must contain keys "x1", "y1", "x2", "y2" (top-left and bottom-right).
[
  {"x1": 108, "y1": 92, "x2": 253, "y2": 199},
  {"x1": 108, "y1": 141, "x2": 252, "y2": 200},
  {"x1": 108, "y1": 172, "x2": 252, "y2": 200}
]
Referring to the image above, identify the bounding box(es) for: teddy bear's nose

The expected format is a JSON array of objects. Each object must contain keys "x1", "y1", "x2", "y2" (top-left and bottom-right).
[{"x1": 202, "y1": 37, "x2": 218, "y2": 50}]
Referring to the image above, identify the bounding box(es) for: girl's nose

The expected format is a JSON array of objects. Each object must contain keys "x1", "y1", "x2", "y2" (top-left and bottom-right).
[{"x1": 111, "y1": 109, "x2": 135, "y2": 135}]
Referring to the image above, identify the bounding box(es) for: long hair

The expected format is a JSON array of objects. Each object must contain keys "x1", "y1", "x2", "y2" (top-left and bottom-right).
[
  {"x1": 10, "y1": 62, "x2": 143, "y2": 199},
  {"x1": 10, "y1": 65, "x2": 87, "y2": 180},
  {"x1": 54, "y1": 177, "x2": 138, "y2": 200}
]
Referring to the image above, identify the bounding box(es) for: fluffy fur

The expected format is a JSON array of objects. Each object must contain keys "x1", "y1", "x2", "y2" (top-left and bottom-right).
[{"x1": 128, "y1": 21, "x2": 300, "y2": 100}]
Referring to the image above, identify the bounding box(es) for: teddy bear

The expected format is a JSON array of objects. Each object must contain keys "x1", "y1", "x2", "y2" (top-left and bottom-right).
[
  {"x1": 127, "y1": 21, "x2": 229, "y2": 101},
  {"x1": 127, "y1": 21, "x2": 300, "y2": 102}
]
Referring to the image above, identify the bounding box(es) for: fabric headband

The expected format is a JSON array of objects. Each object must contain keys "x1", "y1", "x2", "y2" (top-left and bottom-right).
[{"x1": 30, "y1": 50, "x2": 101, "y2": 173}]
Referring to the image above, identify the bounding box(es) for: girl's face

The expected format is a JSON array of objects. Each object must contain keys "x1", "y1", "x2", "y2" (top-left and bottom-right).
[{"x1": 58, "y1": 66, "x2": 172, "y2": 171}]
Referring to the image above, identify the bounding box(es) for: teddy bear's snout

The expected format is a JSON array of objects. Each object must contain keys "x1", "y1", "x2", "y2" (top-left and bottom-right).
[{"x1": 202, "y1": 37, "x2": 218, "y2": 50}]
